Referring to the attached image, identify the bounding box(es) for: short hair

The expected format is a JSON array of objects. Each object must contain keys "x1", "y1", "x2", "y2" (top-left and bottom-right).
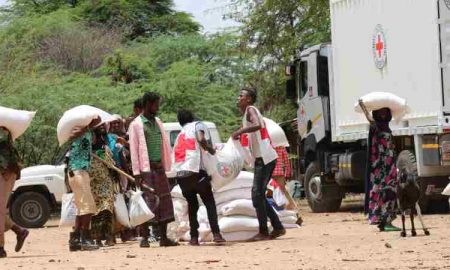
[
  {"x1": 133, "y1": 98, "x2": 143, "y2": 109},
  {"x1": 177, "y1": 109, "x2": 195, "y2": 127},
  {"x1": 241, "y1": 87, "x2": 257, "y2": 103},
  {"x1": 142, "y1": 92, "x2": 160, "y2": 107}
]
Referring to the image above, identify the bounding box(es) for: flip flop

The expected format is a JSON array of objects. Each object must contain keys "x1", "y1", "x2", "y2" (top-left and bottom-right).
[{"x1": 383, "y1": 225, "x2": 401, "y2": 232}]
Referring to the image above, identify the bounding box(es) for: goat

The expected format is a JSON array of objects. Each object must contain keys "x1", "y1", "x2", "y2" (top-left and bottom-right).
[{"x1": 396, "y1": 171, "x2": 430, "y2": 237}]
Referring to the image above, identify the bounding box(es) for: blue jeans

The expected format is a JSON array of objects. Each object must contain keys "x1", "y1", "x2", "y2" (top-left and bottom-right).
[{"x1": 252, "y1": 158, "x2": 284, "y2": 234}]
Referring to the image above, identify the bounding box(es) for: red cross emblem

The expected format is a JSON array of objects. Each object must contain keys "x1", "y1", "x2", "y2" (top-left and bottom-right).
[
  {"x1": 174, "y1": 134, "x2": 196, "y2": 162},
  {"x1": 372, "y1": 24, "x2": 387, "y2": 69},
  {"x1": 375, "y1": 35, "x2": 383, "y2": 58}
]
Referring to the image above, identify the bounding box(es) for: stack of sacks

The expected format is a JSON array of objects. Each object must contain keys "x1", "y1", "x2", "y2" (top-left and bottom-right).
[
  {"x1": 170, "y1": 186, "x2": 213, "y2": 242},
  {"x1": 169, "y1": 171, "x2": 300, "y2": 243}
]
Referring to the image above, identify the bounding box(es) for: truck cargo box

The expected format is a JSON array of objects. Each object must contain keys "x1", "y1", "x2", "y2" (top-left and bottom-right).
[{"x1": 330, "y1": 0, "x2": 450, "y2": 142}]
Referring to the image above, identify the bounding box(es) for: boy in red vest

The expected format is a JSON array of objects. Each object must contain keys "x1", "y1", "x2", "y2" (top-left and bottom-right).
[{"x1": 232, "y1": 87, "x2": 286, "y2": 241}]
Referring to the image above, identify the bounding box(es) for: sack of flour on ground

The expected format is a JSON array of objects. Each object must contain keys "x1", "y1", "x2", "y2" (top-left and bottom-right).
[
  {"x1": 203, "y1": 138, "x2": 244, "y2": 190},
  {"x1": 215, "y1": 171, "x2": 254, "y2": 193},
  {"x1": 59, "y1": 193, "x2": 77, "y2": 227},
  {"x1": 222, "y1": 231, "x2": 258, "y2": 242},
  {"x1": 57, "y1": 105, "x2": 114, "y2": 145},
  {"x1": 219, "y1": 216, "x2": 261, "y2": 233},
  {"x1": 221, "y1": 199, "x2": 256, "y2": 217},
  {"x1": 354, "y1": 92, "x2": 408, "y2": 120},
  {"x1": 0, "y1": 106, "x2": 36, "y2": 141},
  {"x1": 214, "y1": 187, "x2": 252, "y2": 205}
]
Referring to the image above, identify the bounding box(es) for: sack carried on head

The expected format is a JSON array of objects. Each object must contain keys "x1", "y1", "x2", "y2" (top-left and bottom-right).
[{"x1": 0, "y1": 106, "x2": 36, "y2": 141}]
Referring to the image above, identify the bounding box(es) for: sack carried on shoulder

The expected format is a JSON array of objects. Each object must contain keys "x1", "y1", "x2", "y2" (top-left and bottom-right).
[
  {"x1": 128, "y1": 190, "x2": 155, "y2": 227},
  {"x1": 59, "y1": 193, "x2": 77, "y2": 227}
]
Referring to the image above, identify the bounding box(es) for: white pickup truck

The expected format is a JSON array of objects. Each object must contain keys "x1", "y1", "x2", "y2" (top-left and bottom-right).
[{"x1": 9, "y1": 122, "x2": 222, "y2": 228}]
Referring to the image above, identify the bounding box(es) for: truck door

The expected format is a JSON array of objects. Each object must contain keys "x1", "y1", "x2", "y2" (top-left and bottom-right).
[
  {"x1": 439, "y1": 0, "x2": 450, "y2": 113},
  {"x1": 297, "y1": 52, "x2": 327, "y2": 143}
]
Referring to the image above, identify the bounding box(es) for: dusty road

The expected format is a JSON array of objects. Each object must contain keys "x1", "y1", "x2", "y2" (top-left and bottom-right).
[{"x1": 3, "y1": 198, "x2": 450, "y2": 270}]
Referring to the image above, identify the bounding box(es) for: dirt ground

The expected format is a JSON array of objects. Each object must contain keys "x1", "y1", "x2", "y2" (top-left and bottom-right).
[{"x1": 2, "y1": 197, "x2": 450, "y2": 270}]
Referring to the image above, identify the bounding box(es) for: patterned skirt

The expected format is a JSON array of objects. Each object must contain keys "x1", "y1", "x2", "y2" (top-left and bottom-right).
[{"x1": 141, "y1": 167, "x2": 175, "y2": 225}]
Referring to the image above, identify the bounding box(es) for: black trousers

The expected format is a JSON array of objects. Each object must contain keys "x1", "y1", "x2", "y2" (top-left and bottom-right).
[
  {"x1": 252, "y1": 158, "x2": 284, "y2": 234},
  {"x1": 178, "y1": 171, "x2": 220, "y2": 239}
]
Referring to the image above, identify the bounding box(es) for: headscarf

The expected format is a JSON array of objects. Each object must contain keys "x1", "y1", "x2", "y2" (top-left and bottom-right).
[{"x1": 371, "y1": 108, "x2": 392, "y2": 133}]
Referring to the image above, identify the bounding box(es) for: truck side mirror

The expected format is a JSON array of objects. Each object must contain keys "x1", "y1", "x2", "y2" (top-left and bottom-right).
[
  {"x1": 285, "y1": 65, "x2": 296, "y2": 76},
  {"x1": 286, "y1": 79, "x2": 296, "y2": 99}
]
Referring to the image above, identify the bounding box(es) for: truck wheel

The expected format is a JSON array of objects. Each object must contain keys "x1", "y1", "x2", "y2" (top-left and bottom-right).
[
  {"x1": 10, "y1": 192, "x2": 51, "y2": 228},
  {"x1": 304, "y1": 162, "x2": 342, "y2": 213},
  {"x1": 396, "y1": 150, "x2": 429, "y2": 212}
]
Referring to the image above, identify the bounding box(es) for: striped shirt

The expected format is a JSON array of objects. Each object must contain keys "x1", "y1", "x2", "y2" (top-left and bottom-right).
[{"x1": 141, "y1": 115, "x2": 162, "y2": 162}]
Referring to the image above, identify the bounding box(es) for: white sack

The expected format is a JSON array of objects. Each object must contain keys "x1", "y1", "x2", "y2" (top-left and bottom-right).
[
  {"x1": 203, "y1": 138, "x2": 245, "y2": 191},
  {"x1": 221, "y1": 199, "x2": 256, "y2": 217},
  {"x1": 114, "y1": 193, "x2": 131, "y2": 228},
  {"x1": 222, "y1": 231, "x2": 258, "y2": 242},
  {"x1": 215, "y1": 171, "x2": 254, "y2": 193},
  {"x1": 354, "y1": 92, "x2": 408, "y2": 120},
  {"x1": 442, "y1": 183, "x2": 450, "y2": 196},
  {"x1": 276, "y1": 210, "x2": 298, "y2": 218},
  {"x1": 280, "y1": 215, "x2": 298, "y2": 224},
  {"x1": 57, "y1": 105, "x2": 114, "y2": 145},
  {"x1": 59, "y1": 193, "x2": 77, "y2": 227},
  {"x1": 219, "y1": 216, "x2": 261, "y2": 233},
  {"x1": 272, "y1": 188, "x2": 288, "y2": 207},
  {"x1": 181, "y1": 227, "x2": 212, "y2": 243},
  {"x1": 214, "y1": 187, "x2": 252, "y2": 205},
  {"x1": 264, "y1": 117, "x2": 289, "y2": 147},
  {"x1": 129, "y1": 190, "x2": 155, "y2": 227},
  {"x1": 171, "y1": 185, "x2": 185, "y2": 200},
  {"x1": 0, "y1": 106, "x2": 36, "y2": 141},
  {"x1": 283, "y1": 224, "x2": 300, "y2": 229}
]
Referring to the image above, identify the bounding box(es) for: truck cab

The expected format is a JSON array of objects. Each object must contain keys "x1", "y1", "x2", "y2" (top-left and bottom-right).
[{"x1": 287, "y1": 44, "x2": 367, "y2": 213}]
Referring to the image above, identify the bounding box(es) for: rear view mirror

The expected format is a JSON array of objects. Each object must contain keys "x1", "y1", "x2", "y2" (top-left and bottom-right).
[
  {"x1": 286, "y1": 79, "x2": 296, "y2": 99},
  {"x1": 285, "y1": 64, "x2": 296, "y2": 76}
]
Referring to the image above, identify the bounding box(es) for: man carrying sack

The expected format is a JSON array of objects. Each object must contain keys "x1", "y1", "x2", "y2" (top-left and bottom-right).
[{"x1": 0, "y1": 126, "x2": 29, "y2": 258}]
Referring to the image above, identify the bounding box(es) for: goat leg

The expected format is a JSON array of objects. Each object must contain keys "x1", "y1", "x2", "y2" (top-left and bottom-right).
[
  {"x1": 415, "y1": 203, "x2": 430, "y2": 236},
  {"x1": 410, "y1": 211, "x2": 416, "y2": 237},
  {"x1": 401, "y1": 212, "x2": 407, "y2": 237}
]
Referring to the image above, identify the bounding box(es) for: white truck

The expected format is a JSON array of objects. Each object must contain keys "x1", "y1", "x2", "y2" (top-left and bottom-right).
[
  {"x1": 285, "y1": 0, "x2": 450, "y2": 212},
  {"x1": 9, "y1": 122, "x2": 222, "y2": 228}
]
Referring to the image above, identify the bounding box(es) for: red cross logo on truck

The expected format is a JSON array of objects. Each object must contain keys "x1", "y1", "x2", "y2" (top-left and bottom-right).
[
  {"x1": 375, "y1": 35, "x2": 384, "y2": 58},
  {"x1": 372, "y1": 24, "x2": 387, "y2": 69}
]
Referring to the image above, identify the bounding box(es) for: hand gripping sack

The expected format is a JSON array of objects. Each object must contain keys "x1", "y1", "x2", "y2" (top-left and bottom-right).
[
  {"x1": 129, "y1": 190, "x2": 155, "y2": 227},
  {"x1": 57, "y1": 105, "x2": 114, "y2": 145},
  {"x1": 59, "y1": 193, "x2": 77, "y2": 227},
  {"x1": 114, "y1": 193, "x2": 131, "y2": 228},
  {"x1": 0, "y1": 106, "x2": 36, "y2": 141},
  {"x1": 203, "y1": 138, "x2": 244, "y2": 190}
]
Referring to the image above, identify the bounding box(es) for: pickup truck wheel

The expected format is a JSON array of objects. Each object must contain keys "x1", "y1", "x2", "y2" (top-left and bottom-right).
[
  {"x1": 304, "y1": 162, "x2": 342, "y2": 213},
  {"x1": 11, "y1": 192, "x2": 51, "y2": 228},
  {"x1": 396, "y1": 150, "x2": 429, "y2": 213}
]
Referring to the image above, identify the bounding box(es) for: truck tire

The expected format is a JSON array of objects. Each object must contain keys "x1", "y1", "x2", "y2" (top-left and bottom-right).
[
  {"x1": 396, "y1": 150, "x2": 429, "y2": 212},
  {"x1": 304, "y1": 162, "x2": 342, "y2": 213},
  {"x1": 10, "y1": 192, "x2": 51, "y2": 228}
]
